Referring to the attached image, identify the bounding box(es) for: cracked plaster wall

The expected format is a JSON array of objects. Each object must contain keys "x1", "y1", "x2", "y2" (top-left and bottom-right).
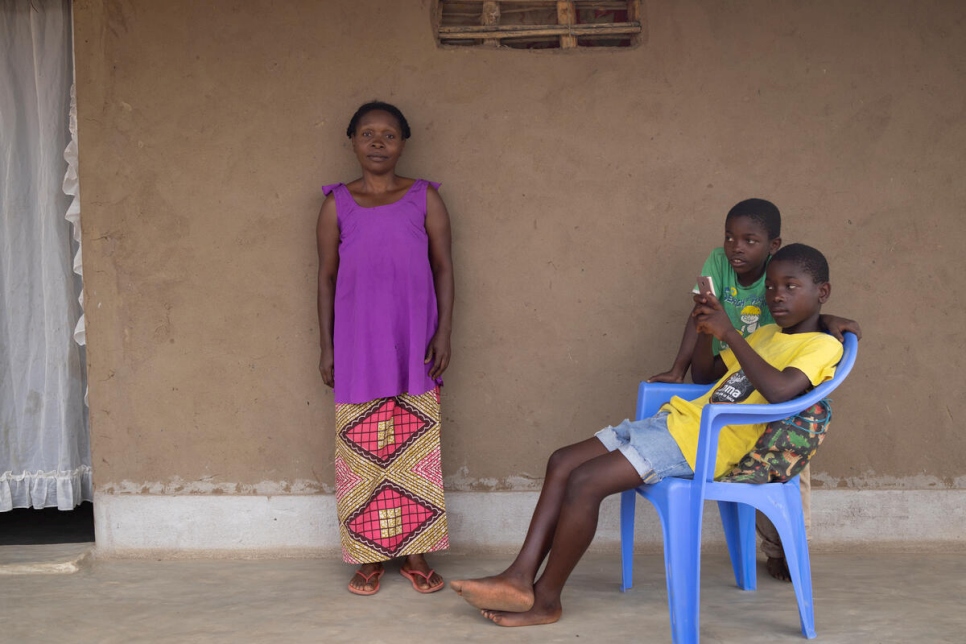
[{"x1": 73, "y1": 0, "x2": 966, "y2": 497}]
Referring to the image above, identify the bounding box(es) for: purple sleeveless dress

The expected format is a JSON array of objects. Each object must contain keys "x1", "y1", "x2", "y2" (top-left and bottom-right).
[
  {"x1": 322, "y1": 179, "x2": 443, "y2": 405},
  {"x1": 325, "y1": 179, "x2": 450, "y2": 564}
]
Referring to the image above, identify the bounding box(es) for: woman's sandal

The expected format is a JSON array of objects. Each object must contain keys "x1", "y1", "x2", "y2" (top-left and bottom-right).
[
  {"x1": 399, "y1": 567, "x2": 445, "y2": 594},
  {"x1": 348, "y1": 567, "x2": 385, "y2": 596}
]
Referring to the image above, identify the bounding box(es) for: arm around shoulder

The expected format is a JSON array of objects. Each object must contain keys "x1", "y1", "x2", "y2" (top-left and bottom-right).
[{"x1": 820, "y1": 313, "x2": 862, "y2": 342}]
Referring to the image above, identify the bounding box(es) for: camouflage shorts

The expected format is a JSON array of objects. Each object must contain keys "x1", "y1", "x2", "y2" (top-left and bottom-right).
[{"x1": 723, "y1": 399, "x2": 832, "y2": 484}]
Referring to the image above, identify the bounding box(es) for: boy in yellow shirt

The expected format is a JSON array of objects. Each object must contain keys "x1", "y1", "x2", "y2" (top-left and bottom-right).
[{"x1": 452, "y1": 243, "x2": 843, "y2": 627}]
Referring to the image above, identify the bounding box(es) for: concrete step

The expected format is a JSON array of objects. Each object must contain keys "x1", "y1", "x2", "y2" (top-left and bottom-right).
[{"x1": 0, "y1": 542, "x2": 94, "y2": 575}]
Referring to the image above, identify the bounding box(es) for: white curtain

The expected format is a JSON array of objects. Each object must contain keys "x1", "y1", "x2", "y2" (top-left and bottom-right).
[{"x1": 0, "y1": 0, "x2": 91, "y2": 511}]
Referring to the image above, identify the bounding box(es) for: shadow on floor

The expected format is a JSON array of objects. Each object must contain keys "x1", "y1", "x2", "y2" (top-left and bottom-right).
[{"x1": 0, "y1": 501, "x2": 94, "y2": 545}]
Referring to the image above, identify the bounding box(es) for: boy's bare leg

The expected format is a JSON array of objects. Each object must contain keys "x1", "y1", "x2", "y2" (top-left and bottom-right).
[
  {"x1": 451, "y1": 438, "x2": 609, "y2": 611},
  {"x1": 480, "y1": 449, "x2": 642, "y2": 626}
]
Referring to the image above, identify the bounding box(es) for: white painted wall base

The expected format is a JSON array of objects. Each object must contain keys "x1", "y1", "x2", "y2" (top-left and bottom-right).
[{"x1": 93, "y1": 489, "x2": 966, "y2": 557}]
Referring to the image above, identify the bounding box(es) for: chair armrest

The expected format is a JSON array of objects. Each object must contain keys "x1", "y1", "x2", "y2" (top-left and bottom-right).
[{"x1": 636, "y1": 381, "x2": 712, "y2": 420}]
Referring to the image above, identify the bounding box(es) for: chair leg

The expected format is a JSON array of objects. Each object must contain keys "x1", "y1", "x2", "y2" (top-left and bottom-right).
[
  {"x1": 658, "y1": 486, "x2": 700, "y2": 644},
  {"x1": 772, "y1": 485, "x2": 816, "y2": 639},
  {"x1": 783, "y1": 538, "x2": 816, "y2": 639},
  {"x1": 719, "y1": 501, "x2": 757, "y2": 590},
  {"x1": 620, "y1": 489, "x2": 637, "y2": 592}
]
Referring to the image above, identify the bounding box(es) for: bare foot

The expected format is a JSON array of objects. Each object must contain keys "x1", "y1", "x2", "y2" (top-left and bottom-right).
[
  {"x1": 766, "y1": 556, "x2": 791, "y2": 582},
  {"x1": 348, "y1": 562, "x2": 384, "y2": 595},
  {"x1": 451, "y1": 574, "x2": 534, "y2": 612},
  {"x1": 480, "y1": 601, "x2": 562, "y2": 627},
  {"x1": 401, "y1": 554, "x2": 444, "y2": 592}
]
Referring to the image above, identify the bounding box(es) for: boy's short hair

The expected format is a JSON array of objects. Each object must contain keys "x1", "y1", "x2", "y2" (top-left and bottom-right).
[
  {"x1": 346, "y1": 101, "x2": 412, "y2": 140},
  {"x1": 726, "y1": 198, "x2": 781, "y2": 240},
  {"x1": 771, "y1": 243, "x2": 829, "y2": 283}
]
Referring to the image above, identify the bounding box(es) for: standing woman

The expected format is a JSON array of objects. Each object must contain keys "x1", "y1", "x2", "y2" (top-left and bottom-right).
[{"x1": 317, "y1": 102, "x2": 454, "y2": 596}]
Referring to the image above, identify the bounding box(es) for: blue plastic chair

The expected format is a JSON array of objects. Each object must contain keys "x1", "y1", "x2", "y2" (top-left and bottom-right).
[{"x1": 619, "y1": 332, "x2": 858, "y2": 644}]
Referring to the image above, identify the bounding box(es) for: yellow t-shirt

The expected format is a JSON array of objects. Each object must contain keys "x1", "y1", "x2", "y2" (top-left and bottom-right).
[{"x1": 663, "y1": 324, "x2": 844, "y2": 479}]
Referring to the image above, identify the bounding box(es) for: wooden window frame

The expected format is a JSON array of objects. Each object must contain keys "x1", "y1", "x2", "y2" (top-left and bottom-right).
[{"x1": 434, "y1": 1, "x2": 642, "y2": 50}]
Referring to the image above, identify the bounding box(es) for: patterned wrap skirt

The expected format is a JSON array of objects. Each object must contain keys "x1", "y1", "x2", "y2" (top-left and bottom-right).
[{"x1": 334, "y1": 387, "x2": 449, "y2": 563}]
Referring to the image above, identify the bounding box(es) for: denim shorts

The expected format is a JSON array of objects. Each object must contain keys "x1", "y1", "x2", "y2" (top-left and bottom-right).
[{"x1": 595, "y1": 412, "x2": 693, "y2": 484}]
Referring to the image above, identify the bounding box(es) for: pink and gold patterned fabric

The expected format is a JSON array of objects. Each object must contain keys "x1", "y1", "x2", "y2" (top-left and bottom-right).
[{"x1": 335, "y1": 387, "x2": 448, "y2": 563}]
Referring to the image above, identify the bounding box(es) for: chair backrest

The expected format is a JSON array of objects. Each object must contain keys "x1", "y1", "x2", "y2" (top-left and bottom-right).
[{"x1": 636, "y1": 332, "x2": 859, "y2": 483}]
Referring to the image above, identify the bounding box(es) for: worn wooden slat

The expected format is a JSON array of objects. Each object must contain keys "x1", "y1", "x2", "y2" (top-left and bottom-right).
[
  {"x1": 557, "y1": 1, "x2": 577, "y2": 48},
  {"x1": 482, "y1": 0, "x2": 501, "y2": 47},
  {"x1": 439, "y1": 22, "x2": 641, "y2": 38},
  {"x1": 626, "y1": 0, "x2": 638, "y2": 22},
  {"x1": 446, "y1": 0, "x2": 622, "y2": 5}
]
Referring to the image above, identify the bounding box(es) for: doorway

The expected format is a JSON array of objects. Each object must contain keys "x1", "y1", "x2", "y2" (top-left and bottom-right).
[
  {"x1": 0, "y1": 503, "x2": 94, "y2": 546},
  {"x1": 0, "y1": 0, "x2": 93, "y2": 543}
]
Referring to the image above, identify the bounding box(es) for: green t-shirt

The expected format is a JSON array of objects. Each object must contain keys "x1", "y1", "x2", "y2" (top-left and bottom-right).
[{"x1": 696, "y1": 247, "x2": 775, "y2": 355}]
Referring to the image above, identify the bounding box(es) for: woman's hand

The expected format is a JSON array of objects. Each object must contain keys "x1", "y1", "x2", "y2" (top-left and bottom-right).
[
  {"x1": 425, "y1": 186, "x2": 454, "y2": 382},
  {"x1": 319, "y1": 347, "x2": 335, "y2": 388},
  {"x1": 425, "y1": 331, "x2": 451, "y2": 380},
  {"x1": 316, "y1": 195, "x2": 339, "y2": 390}
]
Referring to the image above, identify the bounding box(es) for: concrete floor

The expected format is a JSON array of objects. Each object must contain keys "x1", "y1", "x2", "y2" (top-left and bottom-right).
[{"x1": 2, "y1": 545, "x2": 966, "y2": 643}]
